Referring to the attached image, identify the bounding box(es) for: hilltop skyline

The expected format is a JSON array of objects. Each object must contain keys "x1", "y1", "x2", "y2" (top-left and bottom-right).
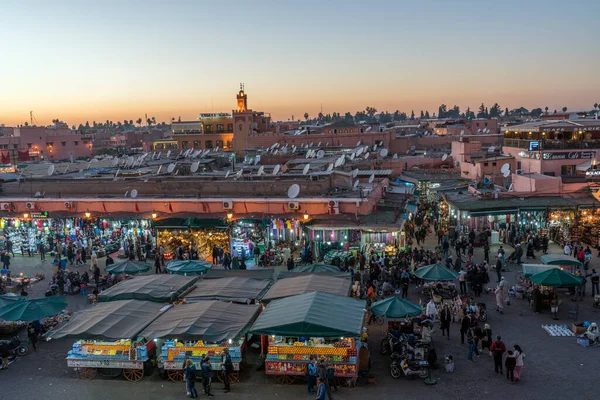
[{"x1": 1, "y1": 0, "x2": 599, "y2": 126}]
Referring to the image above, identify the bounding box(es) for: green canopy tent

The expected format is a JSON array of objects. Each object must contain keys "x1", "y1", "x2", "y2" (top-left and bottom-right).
[
  {"x1": 414, "y1": 264, "x2": 459, "y2": 281},
  {"x1": 262, "y1": 274, "x2": 351, "y2": 302},
  {"x1": 289, "y1": 264, "x2": 341, "y2": 274},
  {"x1": 250, "y1": 292, "x2": 366, "y2": 338},
  {"x1": 202, "y1": 268, "x2": 275, "y2": 281},
  {"x1": 105, "y1": 260, "x2": 151, "y2": 275},
  {"x1": 521, "y1": 264, "x2": 559, "y2": 278},
  {"x1": 540, "y1": 254, "x2": 582, "y2": 267},
  {"x1": 98, "y1": 275, "x2": 198, "y2": 303},
  {"x1": 0, "y1": 296, "x2": 67, "y2": 322},
  {"x1": 184, "y1": 277, "x2": 272, "y2": 303},
  {"x1": 370, "y1": 296, "x2": 422, "y2": 319},
  {"x1": 529, "y1": 268, "x2": 583, "y2": 288},
  {"x1": 0, "y1": 294, "x2": 23, "y2": 308},
  {"x1": 139, "y1": 300, "x2": 260, "y2": 342},
  {"x1": 166, "y1": 260, "x2": 212, "y2": 276},
  {"x1": 47, "y1": 300, "x2": 167, "y2": 340}
]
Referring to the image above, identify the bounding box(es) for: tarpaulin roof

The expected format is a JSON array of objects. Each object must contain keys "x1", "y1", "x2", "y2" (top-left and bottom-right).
[
  {"x1": 262, "y1": 274, "x2": 351, "y2": 302},
  {"x1": 521, "y1": 263, "x2": 560, "y2": 278},
  {"x1": 250, "y1": 292, "x2": 366, "y2": 338},
  {"x1": 184, "y1": 277, "x2": 272, "y2": 303},
  {"x1": 0, "y1": 296, "x2": 67, "y2": 322},
  {"x1": 105, "y1": 260, "x2": 151, "y2": 275},
  {"x1": 289, "y1": 264, "x2": 341, "y2": 274},
  {"x1": 414, "y1": 264, "x2": 459, "y2": 281},
  {"x1": 529, "y1": 268, "x2": 583, "y2": 288},
  {"x1": 277, "y1": 271, "x2": 351, "y2": 280},
  {"x1": 166, "y1": 260, "x2": 213, "y2": 276},
  {"x1": 47, "y1": 300, "x2": 168, "y2": 340},
  {"x1": 540, "y1": 254, "x2": 583, "y2": 267},
  {"x1": 371, "y1": 296, "x2": 422, "y2": 319},
  {"x1": 139, "y1": 301, "x2": 260, "y2": 342},
  {"x1": 98, "y1": 275, "x2": 198, "y2": 303},
  {"x1": 202, "y1": 268, "x2": 275, "y2": 281}
]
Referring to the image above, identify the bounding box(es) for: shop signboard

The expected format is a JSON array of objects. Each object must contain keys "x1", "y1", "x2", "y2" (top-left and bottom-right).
[
  {"x1": 542, "y1": 151, "x2": 595, "y2": 160},
  {"x1": 67, "y1": 359, "x2": 144, "y2": 369},
  {"x1": 585, "y1": 170, "x2": 600, "y2": 177},
  {"x1": 30, "y1": 211, "x2": 49, "y2": 219}
]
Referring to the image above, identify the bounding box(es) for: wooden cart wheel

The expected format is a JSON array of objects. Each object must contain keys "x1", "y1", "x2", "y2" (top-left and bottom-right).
[
  {"x1": 77, "y1": 367, "x2": 97, "y2": 380},
  {"x1": 276, "y1": 375, "x2": 295, "y2": 385},
  {"x1": 123, "y1": 368, "x2": 144, "y2": 382},
  {"x1": 167, "y1": 369, "x2": 184, "y2": 382}
]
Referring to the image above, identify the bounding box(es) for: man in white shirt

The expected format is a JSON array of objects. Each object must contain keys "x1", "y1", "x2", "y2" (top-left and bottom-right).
[
  {"x1": 426, "y1": 299, "x2": 437, "y2": 321},
  {"x1": 564, "y1": 244, "x2": 571, "y2": 256}
]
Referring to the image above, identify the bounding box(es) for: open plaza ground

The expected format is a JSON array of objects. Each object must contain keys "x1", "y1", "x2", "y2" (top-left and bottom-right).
[{"x1": 1, "y1": 234, "x2": 599, "y2": 400}]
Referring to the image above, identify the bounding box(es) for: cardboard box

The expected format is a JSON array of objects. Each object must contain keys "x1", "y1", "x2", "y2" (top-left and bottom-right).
[{"x1": 571, "y1": 323, "x2": 586, "y2": 335}]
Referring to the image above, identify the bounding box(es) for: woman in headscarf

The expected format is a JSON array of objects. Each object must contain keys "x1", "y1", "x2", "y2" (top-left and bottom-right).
[{"x1": 513, "y1": 345, "x2": 525, "y2": 382}]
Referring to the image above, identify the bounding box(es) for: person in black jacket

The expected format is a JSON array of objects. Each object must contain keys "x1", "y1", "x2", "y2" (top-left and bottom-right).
[
  {"x1": 440, "y1": 304, "x2": 452, "y2": 340},
  {"x1": 460, "y1": 312, "x2": 471, "y2": 344}
]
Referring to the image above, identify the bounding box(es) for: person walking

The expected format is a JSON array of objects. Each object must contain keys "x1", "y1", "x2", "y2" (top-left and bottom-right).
[
  {"x1": 307, "y1": 356, "x2": 317, "y2": 395},
  {"x1": 513, "y1": 345, "x2": 525, "y2": 382},
  {"x1": 467, "y1": 326, "x2": 475, "y2": 361},
  {"x1": 326, "y1": 362, "x2": 337, "y2": 393},
  {"x1": 460, "y1": 313, "x2": 470, "y2": 345},
  {"x1": 591, "y1": 269, "x2": 600, "y2": 296},
  {"x1": 481, "y1": 323, "x2": 493, "y2": 352},
  {"x1": 505, "y1": 350, "x2": 516, "y2": 382},
  {"x1": 426, "y1": 299, "x2": 437, "y2": 321},
  {"x1": 154, "y1": 256, "x2": 162, "y2": 274},
  {"x1": 39, "y1": 242, "x2": 46, "y2": 261},
  {"x1": 316, "y1": 378, "x2": 327, "y2": 400},
  {"x1": 221, "y1": 348, "x2": 233, "y2": 393},
  {"x1": 184, "y1": 359, "x2": 198, "y2": 398},
  {"x1": 490, "y1": 336, "x2": 506, "y2": 374},
  {"x1": 27, "y1": 323, "x2": 38, "y2": 351},
  {"x1": 495, "y1": 256, "x2": 503, "y2": 283},
  {"x1": 316, "y1": 358, "x2": 333, "y2": 400},
  {"x1": 253, "y1": 245, "x2": 261, "y2": 266},
  {"x1": 440, "y1": 304, "x2": 451, "y2": 340},
  {"x1": 201, "y1": 356, "x2": 214, "y2": 397}
]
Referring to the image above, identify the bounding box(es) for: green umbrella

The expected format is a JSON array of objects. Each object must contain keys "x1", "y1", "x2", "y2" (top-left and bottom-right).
[
  {"x1": 166, "y1": 260, "x2": 212, "y2": 276},
  {"x1": 0, "y1": 296, "x2": 67, "y2": 322},
  {"x1": 0, "y1": 294, "x2": 24, "y2": 308},
  {"x1": 105, "y1": 260, "x2": 151, "y2": 275},
  {"x1": 529, "y1": 268, "x2": 583, "y2": 288},
  {"x1": 290, "y1": 264, "x2": 341, "y2": 273},
  {"x1": 414, "y1": 264, "x2": 459, "y2": 281},
  {"x1": 540, "y1": 254, "x2": 582, "y2": 267},
  {"x1": 371, "y1": 296, "x2": 422, "y2": 318}
]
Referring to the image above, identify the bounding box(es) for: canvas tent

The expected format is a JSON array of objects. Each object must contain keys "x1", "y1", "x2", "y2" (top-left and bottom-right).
[{"x1": 98, "y1": 275, "x2": 198, "y2": 303}]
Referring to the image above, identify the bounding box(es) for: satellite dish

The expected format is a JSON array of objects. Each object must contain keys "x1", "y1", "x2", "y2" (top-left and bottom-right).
[
  {"x1": 393, "y1": 153, "x2": 398, "y2": 159},
  {"x1": 273, "y1": 149, "x2": 278, "y2": 155},
  {"x1": 124, "y1": 190, "x2": 128, "y2": 197},
  {"x1": 166, "y1": 150, "x2": 171, "y2": 158},
  {"x1": 272, "y1": 164, "x2": 281, "y2": 175},
  {"x1": 90, "y1": 158, "x2": 99, "y2": 163},
  {"x1": 305, "y1": 150, "x2": 311, "y2": 159},
  {"x1": 287, "y1": 184, "x2": 300, "y2": 199},
  {"x1": 352, "y1": 169, "x2": 359, "y2": 178},
  {"x1": 280, "y1": 146, "x2": 288, "y2": 154},
  {"x1": 410, "y1": 145, "x2": 416, "y2": 151},
  {"x1": 488, "y1": 146, "x2": 496, "y2": 153},
  {"x1": 190, "y1": 161, "x2": 199, "y2": 173},
  {"x1": 338, "y1": 155, "x2": 345, "y2": 166},
  {"x1": 356, "y1": 140, "x2": 361, "y2": 147},
  {"x1": 317, "y1": 142, "x2": 322, "y2": 147},
  {"x1": 364, "y1": 152, "x2": 370, "y2": 160},
  {"x1": 236, "y1": 169, "x2": 243, "y2": 178},
  {"x1": 309, "y1": 142, "x2": 313, "y2": 147},
  {"x1": 353, "y1": 180, "x2": 360, "y2": 189},
  {"x1": 442, "y1": 154, "x2": 448, "y2": 162},
  {"x1": 156, "y1": 165, "x2": 162, "y2": 175},
  {"x1": 477, "y1": 129, "x2": 481, "y2": 133},
  {"x1": 214, "y1": 146, "x2": 220, "y2": 152},
  {"x1": 327, "y1": 163, "x2": 334, "y2": 172},
  {"x1": 501, "y1": 163, "x2": 510, "y2": 173},
  {"x1": 225, "y1": 170, "x2": 230, "y2": 179},
  {"x1": 303, "y1": 164, "x2": 311, "y2": 175},
  {"x1": 373, "y1": 144, "x2": 378, "y2": 151},
  {"x1": 257, "y1": 165, "x2": 265, "y2": 176},
  {"x1": 349, "y1": 152, "x2": 355, "y2": 161},
  {"x1": 47, "y1": 165, "x2": 55, "y2": 176},
  {"x1": 356, "y1": 147, "x2": 364, "y2": 156},
  {"x1": 167, "y1": 163, "x2": 176, "y2": 173},
  {"x1": 368, "y1": 174, "x2": 375, "y2": 183},
  {"x1": 460, "y1": 130, "x2": 465, "y2": 136},
  {"x1": 379, "y1": 148, "x2": 389, "y2": 158},
  {"x1": 316, "y1": 150, "x2": 325, "y2": 159},
  {"x1": 291, "y1": 145, "x2": 296, "y2": 153},
  {"x1": 111, "y1": 157, "x2": 119, "y2": 167},
  {"x1": 34, "y1": 191, "x2": 41, "y2": 197},
  {"x1": 502, "y1": 169, "x2": 511, "y2": 178},
  {"x1": 130, "y1": 189, "x2": 138, "y2": 199}
]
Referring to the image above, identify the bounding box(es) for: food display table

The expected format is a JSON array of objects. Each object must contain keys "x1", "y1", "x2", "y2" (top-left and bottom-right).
[
  {"x1": 159, "y1": 340, "x2": 243, "y2": 383},
  {"x1": 66, "y1": 339, "x2": 155, "y2": 381},
  {"x1": 265, "y1": 337, "x2": 359, "y2": 384}
]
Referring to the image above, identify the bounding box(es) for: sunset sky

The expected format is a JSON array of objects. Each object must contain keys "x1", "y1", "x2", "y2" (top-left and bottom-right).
[{"x1": 1, "y1": 0, "x2": 599, "y2": 126}]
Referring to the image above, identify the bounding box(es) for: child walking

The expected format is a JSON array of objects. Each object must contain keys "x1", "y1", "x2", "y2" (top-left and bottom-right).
[{"x1": 505, "y1": 350, "x2": 516, "y2": 383}]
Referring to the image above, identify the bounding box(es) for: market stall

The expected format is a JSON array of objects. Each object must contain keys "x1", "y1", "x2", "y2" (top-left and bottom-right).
[
  {"x1": 261, "y1": 274, "x2": 351, "y2": 302},
  {"x1": 155, "y1": 218, "x2": 229, "y2": 261},
  {"x1": 139, "y1": 300, "x2": 260, "y2": 383},
  {"x1": 528, "y1": 268, "x2": 583, "y2": 316},
  {"x1": 415, "y1": 264, "x2": 459, "y2": 301},
  {"x1": 202, "y1": 268, "x2": 275, "y2": 281},
  {"x1": 251, "y1": 292, "x2": 366, "y2": 385},
  {"x1": 305, "y1": 220, "x2": 361, "y2": 263},
  {"x1": 288, "y1": 264, "x2": 341, "y2": 274},
  {"x1": 165, "y1": 260, "x2": 212, "y2": 276},
  {"x1": 0, "y1": 296, "x2": 67, "y2": 322},
  {"x1": 540, "y1": 254, "x2": 582, "y2": 273},
  {"x1": 98, "y1": 275, "x2": 198, "y2": 303},
  {"x1": 370, "y1": 296, "x2": 425, "y2": 336},
  {"x1": 183, "y1": 277, "x2": 271, "y2": 304},
  {"x1": 47, "y1": 300, "x2": 169, "y2": 381}
]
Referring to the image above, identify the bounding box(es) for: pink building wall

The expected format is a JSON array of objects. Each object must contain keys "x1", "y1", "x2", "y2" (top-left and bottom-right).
[
  {"x1": 511, "y1": 173, "x2": 561, "y2": 194},
  {"x1": 503, "y1": 146, "x2": 596, "y2": 176},
  {"x1": 0, "y1": 127, "x2": 93, "y2": 161}
]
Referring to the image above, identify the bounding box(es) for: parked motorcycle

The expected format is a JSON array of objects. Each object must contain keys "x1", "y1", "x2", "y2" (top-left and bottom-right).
[
  {"x1": 380, "y1": 331, "x2": 432, "y2": 357},
  {"x1": 390, "y1": 352, "x2": 430, "y2": 379},
  {"x1": 0, "y1": 336, "x2": 29, "y2": 357}
]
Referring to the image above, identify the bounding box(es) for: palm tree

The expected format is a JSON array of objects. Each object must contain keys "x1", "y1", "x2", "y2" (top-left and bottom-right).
[
  {"x1": 594, "y1": 103, "x2": 598, "y2": 110},
  {"x1": 151, "y1": 116, "x2": 156, "y2": 125},
  {"x1": 562, "y1": 107, "x2": 567, "y2": 113},
  {"x1": 146, "y1": 118, "x2": 152, "y2": 126},
  {"x1": 171, "y1": 117, "x2": 175, "y2": 122},
  {"x1": 136, "y1": 118, "x2": 142, "y2": 127},
  {"x1": 304, "y1": 112, "x2": 309, "y2": 121},
  {"x1": 544, "y1": 106, "x2": 549, "y2": 114}
]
